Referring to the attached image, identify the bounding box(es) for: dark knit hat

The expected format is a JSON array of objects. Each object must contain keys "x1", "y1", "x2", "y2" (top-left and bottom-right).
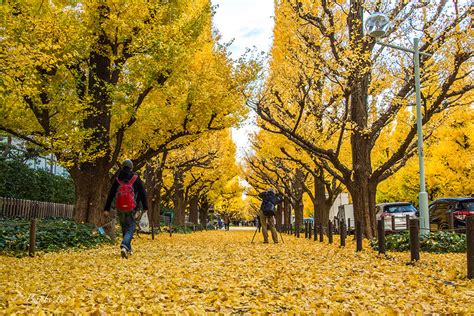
[{"x1": 121, "y1": 159, "x2": 133, "y2": 169}]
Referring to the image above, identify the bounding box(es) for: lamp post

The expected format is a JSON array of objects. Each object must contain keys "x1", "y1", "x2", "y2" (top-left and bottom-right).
[{"x1": 366, "y1": 13, "x2": 431, "y2": 236}]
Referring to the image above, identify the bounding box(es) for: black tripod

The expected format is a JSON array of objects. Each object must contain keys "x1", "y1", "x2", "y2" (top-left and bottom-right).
[{"x1": 251, "y1": 221, "x2": 284, "y2": 244}]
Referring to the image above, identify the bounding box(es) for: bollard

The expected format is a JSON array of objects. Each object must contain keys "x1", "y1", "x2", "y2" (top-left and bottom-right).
[
  {"x1": 168, "y1": 214, "x2": 172, "y2": 237},
  {"x1": 319, "y1": 222, "x2": 324, "y2": 242},
  {"x1": 409, "y1": 218, "x2": 420, "y2": 261},
  {"x1": 347, "y1": 218, "x2": 351, "y2": 235},
  {"x1": 340, "y1": 221, "x2": 346, "y2": 247},
  {"x1": 467, "y1": 216, "x2": 474, "y2": 279},
  {"x1": 406, "y1": 214, "x2": 410, "y2": 231},
  {"x1": 356, "y1": 221, "x2": 363, "y2": 252},
  {"x1": 377, "y1": 219, "x2": 385, "y2": 254},
  {"x1": 391, "y1": 215, "x2": 396, "y2": 231},
  {"x1": 313, "y1": 221, "x2": 318, "y2": 241},
  {"x1": 309, "y1": 222, "x2": 312, "y2": 239},
  {"x1": 151, "y1": 199, "x2": 156, "y2": 240},
  {"x1": 304, "y1": 222, "x2": 308, "y2": 238},
  {"x1": 328, "y1": 221, "x2": 333, "y2": 244},
  {"x1": 29, "y1": 218, "x2": 37, "y2": 257},
  {"x1": 448, "y1": 212, "x2": 454, "y2": 230}
]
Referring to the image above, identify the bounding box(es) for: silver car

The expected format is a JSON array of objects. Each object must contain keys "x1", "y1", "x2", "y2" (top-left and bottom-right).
[{"x1": 376, "y1": 202, "x2": 418, "y2": 231}]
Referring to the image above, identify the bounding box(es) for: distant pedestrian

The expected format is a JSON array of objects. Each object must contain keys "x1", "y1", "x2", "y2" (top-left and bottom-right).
[
  {"x1": 103, "y1": 159, "x2": 148, "y2": 258},
  {"x1": 258, "y1": 188, "x2": 282, "y2": 243},
  {"x1": 224, "y1": 215, "x2": 230, "y2": 231}
]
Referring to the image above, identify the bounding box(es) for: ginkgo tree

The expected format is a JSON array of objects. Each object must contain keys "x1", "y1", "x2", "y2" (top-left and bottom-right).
[
  {"x1": 0, "y1": 0, "x2": 256, "y2": 224},
  {"x1": 149, "y1": 129, "x2": 245, "y2": 226},
  {"x1": 377, "y1": 106, "x2": 474, "y2": 203},
  {"x1": 244, "y1": 131, "x2": 308, "y2": 228},
  {"x1": 213, "y1": 176, "x2": 246, "y2": 223},
  {"x1": 253, "y1": 0, "x2": 472, "y2": 237}
]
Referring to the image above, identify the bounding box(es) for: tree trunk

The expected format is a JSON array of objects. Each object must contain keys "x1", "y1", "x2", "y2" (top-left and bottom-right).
[
  {"x1": 294, "y1": 200, "x2": 304, "y2": 228},
  {"x1": 367, "y1": 181, "x2": 378, "y2": 235},
  {"x1": 293, "y1": 169, "x2": 305, "y2": 227},
  {"x1": 283, "y1": 196, "x2": 290, "y2": 226},
  {"x1": 173, "y1": 170, "x2": 185, "y2": 225},
  {"x1": 349, "y1": 174, "x2": 377, "y2": 238},
  {"x1": 189, "y1": 194, "x2": 199, "y2": 224},
  {"x1": 144, "y1": 163, "x2": 157, "y2": 226},
  {"x1": 199, "y1": 198, "x2": 209, "y2": 227},
  {"x1": 70, "y1": 162, "x2": 110, "y2": 225},
  {"x1": 347, "y1": 0, "x2": 375, "y2": 238},
  {"x1": 144, "y1": 151, "x2": 167, "y2": 226},
  {"x1": 275, "y1": 203, "x2": 282, "y2": 230},
  {"x1": 313, "y1": 172, "x2": 331, "y2": 224}
]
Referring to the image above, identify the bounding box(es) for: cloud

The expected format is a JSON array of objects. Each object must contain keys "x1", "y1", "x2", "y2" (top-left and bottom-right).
[
  {"x1": 212, "y1": 0, "x2": 274, "y2": 57},
  {"x1": 242, "y1": 28, "x2": 264, "y2": 39},
  {"x1": 212, "y1": 0, "x2": 274, "y2": 160}
]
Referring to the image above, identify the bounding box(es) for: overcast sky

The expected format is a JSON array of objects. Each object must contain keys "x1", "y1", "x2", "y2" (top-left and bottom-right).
[{"x1": 211, "y1": 0, "x2": 274, "y2": 159}]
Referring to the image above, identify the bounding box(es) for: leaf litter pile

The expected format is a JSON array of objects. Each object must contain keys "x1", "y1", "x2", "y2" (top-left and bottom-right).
[{"x1": 1, "y1": 230, "x2": 472, "y2": 314}]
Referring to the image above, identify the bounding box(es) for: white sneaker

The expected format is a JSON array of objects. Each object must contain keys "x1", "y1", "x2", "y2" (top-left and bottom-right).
[{"x1": 121, "y1": 247, "x2": 128, "y2": 258}]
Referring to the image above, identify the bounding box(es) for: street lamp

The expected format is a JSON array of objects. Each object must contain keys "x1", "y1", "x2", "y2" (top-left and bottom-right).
[{"x1": 366, "y1": 13, "x2": 431, "y2": 236}]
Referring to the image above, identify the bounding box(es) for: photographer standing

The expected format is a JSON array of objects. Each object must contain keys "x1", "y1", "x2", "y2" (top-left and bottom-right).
[{"x1": 258, "y1": 188, "x2": 282, "y2": 244}]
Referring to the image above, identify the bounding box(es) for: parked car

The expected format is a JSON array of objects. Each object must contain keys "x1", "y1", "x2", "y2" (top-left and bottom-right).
[
  {"x1": 303, "y1": 217, "x2": 314, "y2": 224},
  {"x1": 429, "y1": 197, "x2": 474, "y2": 230},
  {"x1": 376, "y1": 202, "x2": 418, "y2": 231}
]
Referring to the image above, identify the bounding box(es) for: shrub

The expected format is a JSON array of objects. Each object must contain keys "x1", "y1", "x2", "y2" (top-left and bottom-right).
[
  {"x1": 370, "y1": 231, "x2": 466, "y2": 253},
  {"x1": 0, "y1": 218, "x2": 110, "y2": 256},
  {"x1": 0, "y1": 159, "x2": 75, "y2": 204},
  {"x1": 161, "y1": 224, "x2": 194, "y2": 234}
]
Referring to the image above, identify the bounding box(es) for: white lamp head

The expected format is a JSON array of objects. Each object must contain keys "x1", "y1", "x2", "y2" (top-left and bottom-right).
[{"x1": 366, "y1": 12, "x2": 390, "y2": 38}]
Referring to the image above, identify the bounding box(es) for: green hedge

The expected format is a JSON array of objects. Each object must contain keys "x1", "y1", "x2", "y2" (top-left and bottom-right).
[
  {"x1": 370, "y1": 231, "x2": 466, "y2": 253},
  {"x1": 0, "y1": 218, "x2": 110, "y2": 256},
  {"x1": 0, "y1": 159, "x2": 75, "y2": 204}
]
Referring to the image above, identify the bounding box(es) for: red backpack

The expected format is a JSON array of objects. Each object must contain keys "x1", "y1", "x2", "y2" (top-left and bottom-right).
[{"x1": 115, "y1": 175, "x2": 138, "y2": 212}]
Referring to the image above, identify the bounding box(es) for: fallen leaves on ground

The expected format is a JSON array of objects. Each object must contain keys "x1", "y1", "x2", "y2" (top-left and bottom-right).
[{"x1": 0, "y1": 230, "x2": 472, "y2": 314}]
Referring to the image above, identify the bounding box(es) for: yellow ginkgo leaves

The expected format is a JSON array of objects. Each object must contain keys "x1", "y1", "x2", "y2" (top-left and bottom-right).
[{"x1": 0, "y1": 231, "x2": 472, "y2": 314}]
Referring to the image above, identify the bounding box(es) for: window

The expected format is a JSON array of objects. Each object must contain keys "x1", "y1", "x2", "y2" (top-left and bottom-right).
[
  {"x1": 459, "y1": 200, "x2": 474, "y2": 211},
  {"x1": 384, "y1": 204, "x2": 416, "y2": 213}
]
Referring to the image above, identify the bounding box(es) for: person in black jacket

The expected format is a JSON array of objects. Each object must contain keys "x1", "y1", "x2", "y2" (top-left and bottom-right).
[
  {"x1": 103, "y1": 159, "x2": 148, "y2": 258},
  {"x1": 258, "y1": 188, "x2": 282, "y2": 243}
]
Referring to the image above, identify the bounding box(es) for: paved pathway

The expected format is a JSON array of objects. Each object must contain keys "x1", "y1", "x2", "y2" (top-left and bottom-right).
[{"x1": 228, "y1": 226, "x2": 256, "y2": 231}]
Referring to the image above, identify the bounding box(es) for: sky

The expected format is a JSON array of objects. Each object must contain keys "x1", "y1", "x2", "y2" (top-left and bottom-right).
[{"x1": 211, "y1": 0, "x2": 275, "y2": 159}]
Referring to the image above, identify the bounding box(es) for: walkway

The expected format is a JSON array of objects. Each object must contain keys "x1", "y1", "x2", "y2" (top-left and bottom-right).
[{"x1": 0, "y1": 231, "x2": 472, "y2": 313}]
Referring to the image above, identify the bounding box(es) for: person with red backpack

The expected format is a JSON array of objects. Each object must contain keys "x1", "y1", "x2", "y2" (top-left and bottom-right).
[{"x1": 103, "y1": 159, "x2": 148, "y2": 258}]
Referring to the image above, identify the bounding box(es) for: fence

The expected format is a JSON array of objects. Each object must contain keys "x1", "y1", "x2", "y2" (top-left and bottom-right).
[
  {"x1": 0, "y1": 197, "x2": 74, "y2": 219},
  {"x1": 292, "y1": 216, "x2": 473, "y2": 279}
]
